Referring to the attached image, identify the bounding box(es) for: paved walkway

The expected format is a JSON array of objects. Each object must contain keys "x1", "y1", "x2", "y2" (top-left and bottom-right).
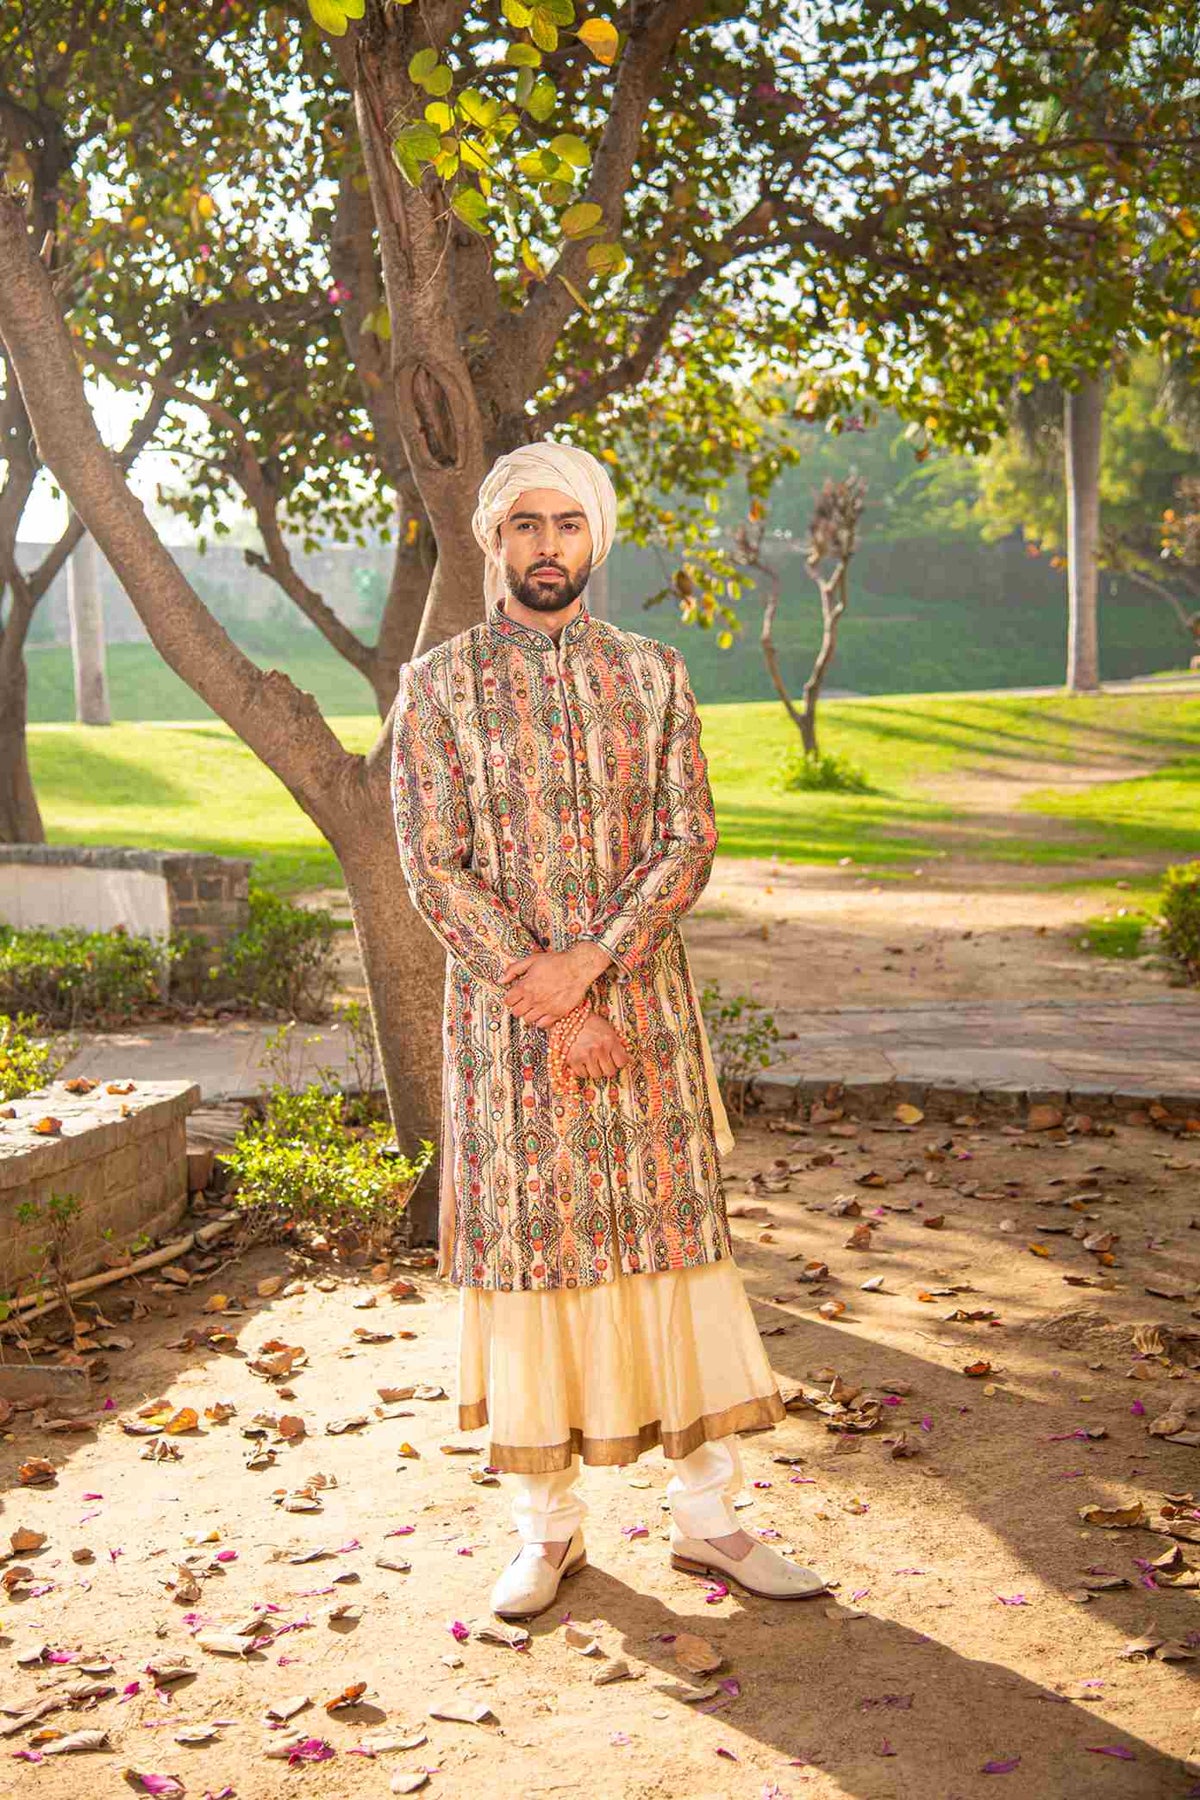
[
  {"x1": 58, "y1": 992, "x2": 1200, "y2": 1112},
  {"x1": 763, "y1": 992, "x2": 1200, "y2": 1108}
]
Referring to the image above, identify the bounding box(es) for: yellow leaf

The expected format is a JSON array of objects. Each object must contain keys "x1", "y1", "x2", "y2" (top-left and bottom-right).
[
  {"x1": 577, "y1": 17, "x2": 619, "y2": 63},
  {"x1": 1027, "y1": 1242, "x2": 1051, "y2": 1257},
  {"x1": 196, "y1": 194, "x2": 215, "y2": 220},
  {"x1": 561, "y1": 201, "x2": 603, "y2": 239}
]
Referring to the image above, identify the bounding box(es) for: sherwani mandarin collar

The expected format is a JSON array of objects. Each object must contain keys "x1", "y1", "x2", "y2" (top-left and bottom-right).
[
  {"x1": 488, "y1": 596, "x2": 594, "y2": 652},
  {"x1": 391, "y1": 604, "x2": 734, "y2": 1294}
]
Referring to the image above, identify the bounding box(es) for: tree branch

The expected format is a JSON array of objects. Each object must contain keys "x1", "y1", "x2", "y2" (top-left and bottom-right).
[
  {"x1": 0, "y1": 194, "x2": 353, "y2": 837},
  {"x1": 504, "y1": 0, "x2": 709, "y2": 392}
]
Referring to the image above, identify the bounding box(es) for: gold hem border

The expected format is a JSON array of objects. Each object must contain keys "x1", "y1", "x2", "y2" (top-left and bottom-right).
[{"x1": 456, "y1": 1390, "x2": 786, "y2": 1474}]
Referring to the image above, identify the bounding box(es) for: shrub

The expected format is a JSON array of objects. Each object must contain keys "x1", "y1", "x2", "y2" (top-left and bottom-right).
[
  {"x1": 1159, "y1": 861, "x2": 1200, "y2": 983},
  {"x1": 0, "y1": 926, "x2": 162, "y2": 1029},
  {"x1": 0, "y1": 886, "x2": 338, "y2": 1027},
  {"x1": 0, "y1": 1012, "x2": 70, "y2": 1102},
  {"x1": 224, "y1": 1082, "x2": 432, "y2": 1234},
  {"x1": 776, "y1": 745, "x2": 874, "y2": 794},
  {"x1": 200, "y1": 886, "x2": 337, "y2": 1021},
  {"x1": 699, "y1": 979, "x2": 780, "y2": 1121}
]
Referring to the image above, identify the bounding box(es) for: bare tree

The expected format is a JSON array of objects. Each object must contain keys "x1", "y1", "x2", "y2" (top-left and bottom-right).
[{"x1": 736, "y1": 475, "x2": 867, "y2": 761}]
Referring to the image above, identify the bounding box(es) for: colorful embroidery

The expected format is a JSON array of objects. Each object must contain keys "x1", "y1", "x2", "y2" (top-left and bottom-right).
[{"x1": 391, "y1": 599, "x2": 732, "y2": 1291}]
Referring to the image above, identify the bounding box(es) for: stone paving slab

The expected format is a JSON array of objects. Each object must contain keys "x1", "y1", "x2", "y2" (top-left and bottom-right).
[{"x1": 55, "y1": 993, "x2": 1200, "y2": 1113}]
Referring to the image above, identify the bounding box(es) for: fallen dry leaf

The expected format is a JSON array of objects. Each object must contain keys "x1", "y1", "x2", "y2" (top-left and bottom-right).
[
  {"x1": 673, "y1": 1632, "x2": 723, "y2": 1676},
  {"x1": 1079, "y1": 1502, "x2": 1148, "y2": 1529}
]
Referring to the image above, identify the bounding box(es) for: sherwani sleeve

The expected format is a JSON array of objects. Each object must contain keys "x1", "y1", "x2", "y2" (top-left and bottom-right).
[
  {"x1": 581, "y1": 647, "x2": 718, "y2": 981},
  {"x1": 391, "y1": 655, "x2": 541, "y2": 991}
]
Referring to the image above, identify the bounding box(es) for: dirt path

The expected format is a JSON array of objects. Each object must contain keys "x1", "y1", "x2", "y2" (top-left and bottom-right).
[{"x1": 3, "y1": 1114, "x2": 1200, "y2": 1799}]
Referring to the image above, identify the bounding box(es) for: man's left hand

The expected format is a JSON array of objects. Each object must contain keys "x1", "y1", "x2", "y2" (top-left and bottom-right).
[{"x1": 500, "y1": 943, "x2": 611, "y2": 1026}]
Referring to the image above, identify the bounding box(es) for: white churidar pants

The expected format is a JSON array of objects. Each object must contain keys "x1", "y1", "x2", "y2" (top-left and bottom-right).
[{"x1": 510, "y1": 1433, "x2": 744, "y2": 1543}]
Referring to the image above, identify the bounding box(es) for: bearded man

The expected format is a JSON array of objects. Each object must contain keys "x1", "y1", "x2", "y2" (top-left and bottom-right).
[{"x1": 390, "y1": 440, "x2": 828, "y2": 1619}]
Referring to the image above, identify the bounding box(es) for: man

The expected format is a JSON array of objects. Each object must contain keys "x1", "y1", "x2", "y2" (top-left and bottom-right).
[{"x1": 391, "y1": 440, "x2": 828, "y2": 1619}]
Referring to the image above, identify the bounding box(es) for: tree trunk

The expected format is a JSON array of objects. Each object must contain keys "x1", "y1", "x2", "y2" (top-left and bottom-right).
[
  {"x1": 1064, "y1": 375, "x2": 1103, "y2": 694},
  {"x1": 800, "y1": 573, "x2": 848, "y2": 760},
  {"x1": 67, "y1": 530, "x2": 111, "y2": 725},
  {"x1": 0, "y1": 650, "x2": 44, "y2": 843},
  {"x1": 336, "y1": 809, "x2": 444, "y2": 1243}
]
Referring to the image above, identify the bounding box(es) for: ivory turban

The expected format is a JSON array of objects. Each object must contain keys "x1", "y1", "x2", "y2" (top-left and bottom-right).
[{"x1": 470, "y1": 439, "x2": 618, "y2": 611}]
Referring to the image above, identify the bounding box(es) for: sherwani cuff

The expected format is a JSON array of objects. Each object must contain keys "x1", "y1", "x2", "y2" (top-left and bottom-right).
[{"x1": 579, "y1": 931, "x2": 635, "y2": 983}]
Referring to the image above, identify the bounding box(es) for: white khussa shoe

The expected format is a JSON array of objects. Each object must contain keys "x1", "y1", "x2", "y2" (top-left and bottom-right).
[
  {"x1": 670, "y1": 1525, "x2": 828, "y2": 1599},
  {"x1": 490, "y1": 1529, "x2": 587, "y2": 1620}
]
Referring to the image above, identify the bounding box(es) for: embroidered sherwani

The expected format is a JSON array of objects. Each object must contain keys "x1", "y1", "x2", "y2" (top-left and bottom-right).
[{"x1": 391, "y1": 596, "x2": 784, "y2": 1468}]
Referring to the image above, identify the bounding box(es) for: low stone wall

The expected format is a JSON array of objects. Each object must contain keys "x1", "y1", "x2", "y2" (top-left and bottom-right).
[
  {"x1": 0, "y1": 1078, "x2": 201, "y2": 1294},
  {"x1": 0, "y1": 846, "x2": 251, "y2": 948}
]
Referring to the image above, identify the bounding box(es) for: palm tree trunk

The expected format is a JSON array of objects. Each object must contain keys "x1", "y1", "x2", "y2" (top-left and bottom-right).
[{"x1": 1064, "y1": 375, "x2": 1104, "y2": 693}]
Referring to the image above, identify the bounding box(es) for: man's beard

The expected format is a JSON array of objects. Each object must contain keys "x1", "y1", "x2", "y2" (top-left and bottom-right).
[{"x1": 504, "y1": 553, "x2": 592, "y2": 613}]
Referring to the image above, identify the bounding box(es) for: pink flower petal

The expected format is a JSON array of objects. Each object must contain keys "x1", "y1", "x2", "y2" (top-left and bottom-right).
[
  {"x1": 1086, "y1": 1746, "x2": 1134, "y2": 1760},
  {"x1": 982, "y1": 1756, "x2": 1021, "y2": 1774},
  {"x1": 716, "y1": 1747, "x2": 739, "y2": 1761},
  {"x1": 448, "y1": 1620, "x2": 470, "y2": 1643},
  {"x1": 621, "y1": 1522, "x2": 649, "y2": 1540},
  {"x1": 130, "y1": 1775, "x2": 186, "y2": 1797},
  {"x1": 287, "y1": 1737, "x2": 335, "y2": 1764},
  {"x1": 1130, "y1": 1400, "x2": 1146, "y2": 1416}
]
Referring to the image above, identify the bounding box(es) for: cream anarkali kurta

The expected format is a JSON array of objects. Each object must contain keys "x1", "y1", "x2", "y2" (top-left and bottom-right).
[{"x1": 391, "y1": 596, "x2": 784, "y2": 1470}]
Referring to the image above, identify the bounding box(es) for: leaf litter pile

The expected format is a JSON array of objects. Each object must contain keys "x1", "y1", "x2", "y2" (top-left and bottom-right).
[{"x1": 1, "y1": 1097, "x2": 1200, "y2": 1795}]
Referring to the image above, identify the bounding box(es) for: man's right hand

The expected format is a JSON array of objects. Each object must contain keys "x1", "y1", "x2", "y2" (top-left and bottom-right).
[{"x1": 566, "y1": 1013, "x2": 629, "y2": 1082}]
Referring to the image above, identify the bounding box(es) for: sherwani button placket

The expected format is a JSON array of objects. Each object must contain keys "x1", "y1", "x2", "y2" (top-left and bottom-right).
[{"x1": 553, "y1": 625, "x2": 620, "y2": 1270}]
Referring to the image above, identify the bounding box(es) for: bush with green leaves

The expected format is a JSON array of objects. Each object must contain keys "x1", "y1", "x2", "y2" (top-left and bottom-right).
[
  {"x1": 191, "y1": 886, "x2": 337, "y2": 1021},
  {"x1": 0, "y1": 923, "x2": 164, "y2": 1028},
  {"x1": 699, "y1": 979, "x2": 781, "y2": 1121},
  {"x1": 0, "y1": 886, "x2": 337, "y2": 1027},
  {"x1": 0, "y1": 1012, "x2": 70, "y2": 1102},
  {"x1": 224, "y1": 1082, "x2": 432, "y2": 1233},
  {"x1": 776, "y1": 746, "x2": 875, "y2": 795},
  {"x1": 1159, "y1": 861, "x2": 1200, "y2": 984}
]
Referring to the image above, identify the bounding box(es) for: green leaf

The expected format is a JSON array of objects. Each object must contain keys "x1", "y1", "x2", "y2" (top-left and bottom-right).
[
  {"x1": 424, "y1": 64, "x2": 453, "y2": 97},
  {"x1": 577, "y1": 16, "x2": 619, "y2": 62},
  {"x1": 458, "y1": 87, "x2": 501, "y2": 129},
  {"x1": 543, "y1": 179, "x2": 576, "y2": 205},
  {"x1": 540, "y1": 0, "x2": 576, "y2": 21},
  {"x1": 525, "y1": 75, "x2": 557, "y2": 121},
  {"x1": 408, "y1": 46, "x2": 439, "y2": 80},
  {"x1": 514, "y1": 66, "x2": 535, "y2": 105},
  {"x1": 341, "y1": 0, "x2": 365, "y2": 14},
  {"x1": 502, "y1": 0, "x2": 533, "y2": 23},
  {"x1": 530, "y1": 10, "x2": 559, "y2": 51},
  {"x1": 451, "y1": 186, "x2": 490, "y2": 235},
  {"x1": 561, "y1": 200, "x2": 603, "y2": 238},
  {"x1": 394, "y1": 121, "x2": 443, "y2": 161},
  {"x1": 549, "y1": 132, "x2": 590, "y2": 168},
  {"x1": 504, "y1": 42, "x2": 542, "y2": 66},
  {"x1": 517, "y1": 148, "x2": 563, "y2": 179},
  {"x1": 361, "y1": 303, "x2": 392, "y2": 341},
  {"x1": 308, "y1": 0, "x2": 349, "y2": 35},
  {"x1": 585, "y1": 238, "x2": 627, "y2": 275},
  {"x1": 424, "y1": 100, "x2": 454, "y2": 130}
]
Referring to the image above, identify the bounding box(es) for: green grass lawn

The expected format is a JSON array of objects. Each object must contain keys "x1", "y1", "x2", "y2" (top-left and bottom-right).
[{"x1": 25, "y1": 691, "x2": 1200, "y2": 894}]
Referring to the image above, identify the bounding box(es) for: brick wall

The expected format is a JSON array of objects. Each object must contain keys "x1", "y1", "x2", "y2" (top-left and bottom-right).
[
  {"x1": 0, "y1": 846, "x2": 251, "y2": 949},
  {"x1": 0, "y1": 1079, "x2": 201, "y2": 1294}
]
